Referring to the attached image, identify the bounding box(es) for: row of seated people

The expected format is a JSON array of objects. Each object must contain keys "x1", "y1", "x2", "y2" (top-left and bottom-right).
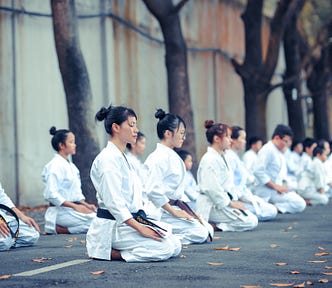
[{"x1": 1, "y1": 105, "x2": 329, "y2": 263}]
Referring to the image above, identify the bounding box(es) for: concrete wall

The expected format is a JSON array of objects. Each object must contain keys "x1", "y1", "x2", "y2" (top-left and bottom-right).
[{"x1": 0, "y1": 0, "x2": 287, "y2": 206}]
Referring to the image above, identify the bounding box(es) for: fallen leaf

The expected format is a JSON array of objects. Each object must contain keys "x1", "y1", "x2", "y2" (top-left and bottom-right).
[
  {"x1": 308, "y1": 260, "x2": 327, "y2": 263},
  {"x1": 66, "y1": 237, "x2": 78, "y2": 242},
  {"x1": 305, "y1": 281, "x2": 313, "y2": 285},
  {"x1": 274, "y1": 262, "x2": 288, "y2": 266},
  {"x1": 283, "y1": 226, "x2": 293, "y2": 232},
  {"x1": 179, "y1": 254, "x2": 186, "y2": 258},
  {"x1": 293, "y1": 282, "x2": 305, "y2": 288},
  {"x1": 290, "y1": 271, "x2": 300, "y2": 274},
  {"x1": 315, "y1": 251, "x2": 330, "y2": 256},
  {"x1": 322, "y1": 272, "x2": 332, "y2": 276},
  {"x1": 80, "y1": 240, "x2": 86, "y2": 244},
  {"x1": 90, "y1": 270, "x2": 105, "y2": 275},
  {"x1": 240, "y1": 286, "x2": 262, "y2": 288},
  {"x1": 32, "y1": 257, "x2": 50, "y2": 263},
  {"x1": 207, "y1": 262, "x2": 224, "y2": 266},
  {"x1": 318, "y1": 279, "x2": 328, "y2": 283},
  {"x1": 292, "y1": 235, "x2": 299, "y2": 238},
  {"x1": 182, "y1": 245, "x2": 189, "y2": 249},
  {"x1": 214, "y1": 245, "x2": 229, "y2": 250},
  {"x1": 325, "y1": 266, "x2": 332, "y2": 269},
  {"x1": 270, "y1": 244, "x2": 279, "y2": 248},
  {"x1": 213, "y1": 236, "x2": 221, "y2": 240},
  {"x1": 0, "y1": 275, "x2": 11, "y2": 280},
  {"x1": 64, "y1": 245, "x2": 73, "y2": 248},
  {"x1": 229, "y1": 247, "x2": 241, "y2": 251},
  {"x1": 318, "y1": 246, "x2": 325, "y2": 250},
  {"x1": 270, "y1": 283, "x2": 295, "y2": 287}
]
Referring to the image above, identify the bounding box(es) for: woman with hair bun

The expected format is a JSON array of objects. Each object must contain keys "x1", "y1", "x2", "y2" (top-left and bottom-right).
[
  {"x1": 195, "y1": 120, "x2": 258, "y2": 232},
  {"x1": 144, "y1": 109, "x2": 213, "y2": 245},
  {"x1": 86, "y1": 105, "x2": 181, "y2": 262},
  {"x1": 42, "y1": 127, "x2": 96, "y2": 234}
]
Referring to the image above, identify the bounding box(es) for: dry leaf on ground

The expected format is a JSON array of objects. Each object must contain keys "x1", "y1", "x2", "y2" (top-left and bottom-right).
[
  {"x1": 318, "y1": 279, "x2": 328, "y2": 283},
  {"x1": 322, "y1": 272, "x2": 332, "y2": 276},
  {"x1": 315, "y1": 251, "x2": 330, "y2": 256},
  {"x1": 229, "y1": 247, "x2": 241, "y2": 251},
  {"x1": 182, "y1": 245, "x2": 188, "y2": 249},
  {"x1": 305, "y1": 281, "x2": 313, "y2": 285},
  {"x1": 213, "y1": 236, "x2": 221, "y2": 240},
  {"x1": 240, "y1": 285, "x2": 262, "y2": 288},
  {"x1": 0, "y1": 275, "x2": 11, "y2": 280},
  {"x1": 64, "y1": 245, "x2": 73, "y2": 248},
  {"x1": 290, "y1": 271, "x2": 300, "y2": 274},
  {"x1": 32, "y1": 257, "x2": 52, "y2": 263},
  {"x1": 269, "y1": 282, "x2": 295, "y2": 287},
  {"x1": 179, "y1": 254, "x2": 186, "y2": 258},
  {"x1": 90, "y1": 270, "x2": 105, "y2": 275},
  {"x1": 207, "y1": 262, "x2": 224, "y2": 266},
  {"x1": 293, "y1": 282, "x2": 305, "y2": 288},
  {"x1": 214, "y1": 245, "x2": 229, "y2": 250},
  {"x1": 283, "y1": 226, "x2": 293, "y2": 232},
  {"x1": 66, "y1": 237, "x2": 78, "y2": 242},
  {"x1": 270, "y1": 244, "x2": 279, "y2": 248},
  {"x1": 318, "y1": 246, "x2": 325, "y2": 250},
  {"x1": 308, "y1": 260, "x2": 327, "y2": 263},
  {"x1": 274, "y1": 262, "x2": 288, "y2": 266},
  {"x1": 325, "y1": 266, "x2": 332, "y2": 269}
]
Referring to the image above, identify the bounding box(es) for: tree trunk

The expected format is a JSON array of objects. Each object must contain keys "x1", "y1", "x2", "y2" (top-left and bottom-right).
[
  {"x1": 233, "y1": 0, "x2": 304, "y2": 141},
  {"x1": 141, "y1": 0, "x2": 196, "y2": 159},
  {"x1": 51, "y1": 0, "x2": 99, "y2": 204},
  {"x1": 282, "y1": 1, "x2": 306, "y2": 141}
]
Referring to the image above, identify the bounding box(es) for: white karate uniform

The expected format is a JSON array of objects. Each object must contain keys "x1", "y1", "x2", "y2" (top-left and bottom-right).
[
  {"x1": 144, "y1": 143, "x2": 213, "y2": 245},
  {"x1": 42, "y1": 154, "x2": 95, "y2": 234},
  {"x1": 0, "y1": 183, "x2": 39, "y2": 251},
  {"x1": 297, "y1": 157, "x2": 329, "y2": 205},
  {"x1": 182, "y1": 170, "x2": 200, "y2": 210},
  {"x1": 284, "y1": 148, "x2": 300, "y2": 190},
  {"x1": 226, "y1": 150, "x2": 277, "y2": 221},
  {"x1": 126, "y1": 151, "x2": 148, "y2": 186},
  {"x1": 324, "y1": 156, "x2": 332, "y2": 198},
  {"x1": 253, "y1": 141, "x2": 306, "y2": 214},
  {"x1": 86, "y1": 141, "x2": 181, "y2": 262},
  {"x1": 242, "y1": 149, "x2": 258, "y2": 174},
  {"x1": 196, "y1": 147, "x2": 258, "y2": 232}
]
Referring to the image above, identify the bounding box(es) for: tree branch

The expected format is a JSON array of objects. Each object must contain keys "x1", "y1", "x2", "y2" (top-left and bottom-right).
[{"x1": 172, "y1": 0, "x2": 190, "y2": 14}]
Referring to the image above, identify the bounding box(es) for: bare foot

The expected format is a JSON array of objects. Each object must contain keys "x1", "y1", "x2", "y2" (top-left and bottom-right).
[{"x1": 111, "y1": 249, "x2": 124, "y2": 261}]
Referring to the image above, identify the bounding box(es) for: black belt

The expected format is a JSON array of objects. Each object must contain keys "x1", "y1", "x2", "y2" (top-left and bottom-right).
[
  {"x1": 97, "y1": 208, "x2": 167, "y2": 232},
  {"x1": 0, "y1": 204, "x2": 20, "y2": 245}
]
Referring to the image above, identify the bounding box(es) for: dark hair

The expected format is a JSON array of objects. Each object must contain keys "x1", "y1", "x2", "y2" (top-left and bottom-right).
[
  {"x1": 231, "y1": 126, "x2": 244, "y2": 140},
  {"x1": 302, "y1": 137, "x2": 316, "y2": 150},
  {"x1": 176, "y1": 149, "x2": 191, "y2": 162},
  {"x1": 95, "y1": 104, "x2": 137, "y2": 135},
  {"x1": 248, "y1": 136, "x2": 262, "y2": 147},
  {"x1": 49, "y1": 126, "x2": 71, "y2": 152},
  {"x1": 126, "y1": 131, "x2": 145, "y2": 150},
  {"x1": 204, "y1": 120, "x2": 229, "y2": 144},
  {"x1": 155, "y1": 108, "x2": 186, "y2": 140},
  {"x1": 317, "y1": 138, "x2": 329, "y2": 149},
  {"x1": 291, "y1": 139, "x2": 302, "y2": 151},
  {"x1": 272, "y1": 124, "x2": 294, "y2": 139},
  {"x1": 313, "y1": 146, "x2": 324, "y2": 157}
]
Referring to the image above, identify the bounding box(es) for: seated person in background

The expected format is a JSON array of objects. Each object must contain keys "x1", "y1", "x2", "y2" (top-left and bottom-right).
[
  {"x1": 284, "y1": 140, "x2": 303, "y2": 190},
  {"x1": 317, "y1": 139, "x2": 332, "y2": 198},
  {"x1": 242, "y1": 136, "x2": 263, "y2": 174},
  {"x1": 196, "y1": 121, "x2": 258, "y2": 232},
  {"x1": 0, "y1": 182, "x2": 40, "y2": 251},
  {"x1": 42, "y1": 127, "x2": 96, "y2": 234},
  {"x1": 296, "y1": 137, "x2": 317, "y2": 181},
  {"x1": 226, "y1": 126, "x2": 278, "y2": 221},
  {"x1": 126, "y1": 131, "x2": 148, "y2": 186},
  {"x1": 175, "y1": 149, "x2": 200, "y2": 210},
  {"x1": 252, "y1": 124, "x2": 306, "y2": 214},
  {"x1": 297, "y1": 146, "x2": 329, "y2": 206}
]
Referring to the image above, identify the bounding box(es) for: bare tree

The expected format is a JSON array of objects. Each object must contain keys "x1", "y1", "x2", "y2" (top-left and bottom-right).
[
  {"x1": 141, "y1": 0, "x2": 196, "y2": 159},
  {"x1": 232, "y1": 0, "x2": 305, "y2": 141},
  {"x1": 282, "y1": 1, "x2": 306, "y2": 141},
  {"x1": 51, "y1": 0, "x2": 99, "y2": 203}
]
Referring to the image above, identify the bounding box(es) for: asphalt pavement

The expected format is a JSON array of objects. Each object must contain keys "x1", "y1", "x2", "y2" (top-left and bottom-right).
[{"x1": 0, "y1": 202, "x2": 331, "y2": 288}]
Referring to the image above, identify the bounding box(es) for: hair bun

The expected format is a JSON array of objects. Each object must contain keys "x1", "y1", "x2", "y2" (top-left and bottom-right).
[
  {"x1": 95, "y1": 106, "x2": 110, "y2": 121},
  {"x1": 155, "y1": 108, "x2": 166, "y2": 120},
  {"x1": 49, "y1": 126, "x2": 57, "y2": 135},
  {"x1": 204, "y1": 120, "x2": 214, "y2": 129}
]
